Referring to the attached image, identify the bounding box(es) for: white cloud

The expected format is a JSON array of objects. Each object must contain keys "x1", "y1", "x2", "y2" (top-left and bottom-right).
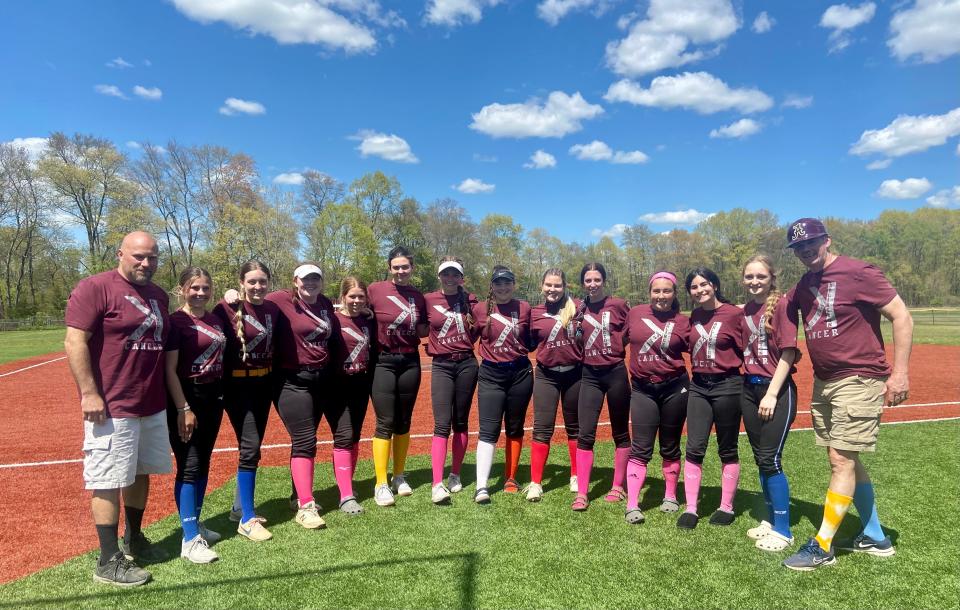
[
  {"x1": 470, "y1": 91, "x2": 604, "y2": 138},
  {"x1": 709, "y1": 118, "x2": 762, "y2": 139},
  {"x1": 126, "y1": 141, "x2": 142, "y2": 150},
  {"x1": 4, "y1": 137, "x2": 48, "y2": 161},
  {"x1": 639, "y1": 208, "x2": 715, "y2": 224},
  {"x1": 591, "y1": 223, "x2": 629, "y2": 238},
  {"x1": 219, "y1": 97, "x2": 266, "y2": 116},
  {"x1": 273, "y1": 172, "x2": 306, "y2": 185},
  {"x1": 612, "y1": 150, "x2": 649, "y2": 164},
  {"x1": 820, "y1": 2, "x2": 876, "y2": 52},
  {"x1": 605, "y1": 0, "x2": 740, "y2": 76},
  {"x1": 752, "y1": 11, "x2": 774, "y2": 33},
  {"x1": 569, "y1": 140, "x2": 649, "y2": 164},
  {"x1": 473, "y1": 153, "x2": 498, "y2": 162},
  {"x1": 351, "y1": 130, "x2": 419, "y2": 163},
  {"x1": 926, "y1": 185, "x2": 960, "y2": 207},
  {"x1": 524, "y1": 149, "x2": 557, "y2": 169},
  {"x1": 537, "y1": 0, "x2": 615, "y2": 25},
  {"x1": 425, "y1": 0, "x2": 501, "y2": 27},
  {"x1": 889, "y1": 0, "x2": 960, "y2": 63},
  {"x1": 106, "y1": 57, "x2": 134, "y2": 68},
  {"x1": 604, "y1": 71, "x2": 773, "y2": 115},
  {"x1": 133, "y1": 85, "x2": 162, "y2": 100},
  {"x1": 170, "y1": 0, "x2": 377, "y2": 53},
  {"x1": 94, "y1": 84, "x2": 127, "y2": 99},
  {"x1": 850, "y1": 107, "x2": 960, "y2": 158},
  {"x1": 876, "y1": 177, "x2": 933, "y2": 199},
  {"x1": 453, "y1": 178, "x2": 495, "y2": 194},
  {"x1": 866, "y1": 158, "x2": 892, "y2": 170},
  {"x1": 782, "y1": 94, "x2": 814, "y2": 109}
]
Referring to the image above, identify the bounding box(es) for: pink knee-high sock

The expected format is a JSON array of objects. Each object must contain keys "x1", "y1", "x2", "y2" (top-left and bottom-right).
[
  {"x1": 683, "y1": 460, "x2": 702, "y2": 515},
  {"x1": 451, "y1": 431, "x2": 468, "y2": 476},
  {"x1": 662, "y1": 460, "x2": 681, "y2": 502},
  {"x1": 719, "y1": 461, "x2": 741, "y2": 513},
  {"x1": 290, "y1": 456, "x2": 315, "y2": 506},
  {"x1": 332, "y1": 448, "x2": 354, "y2": 502},
  {"x1": 576, "y1": 448, "x2": 594, "y2": 496},
  {"x1": 567, "y1": 439, "x2": 578, "y2": 476},
  {"x1": 431, "y1": 435, "x2": 448, "y2": 486},
  {"x1": 626, "y1": 458, "x2": 647, "y2": 511},
  {"x1": 349, "y1": 444, "x2": 359, "y2": 477},
  {"x1": 530, "y1": 441, "x2": 550, "y2": 484},
  {"x1": 612, "y1": 447, "x2": 630, "y2": 490}
]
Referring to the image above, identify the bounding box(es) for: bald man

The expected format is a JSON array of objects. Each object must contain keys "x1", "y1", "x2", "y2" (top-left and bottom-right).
[{"x1": 65, "y1": 232, "x2": 171, "y2": 586}]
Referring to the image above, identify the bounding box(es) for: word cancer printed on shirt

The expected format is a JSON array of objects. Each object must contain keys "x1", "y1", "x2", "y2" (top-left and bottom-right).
[
  {"x1": 189, "y1": 322, "x2": 226, "y2": 375},
  {"x1": 583, "y1": 311, "x2": 613, "y2": 357},
  {"x1": 743, "y1": 314, "x2": 769, "y2": 367},
  {"x1": 433, "y1": 303, "x2": 469, "y2": 344},
  {"x1": 386, "y1": 295, "x2": 419, "y2": 337},
  {"x1": 342, "y1": 325, "x2": 370, "y2": 373},
  {"x1": 691, "y1": 321, "x2": 721, "y2": 368},
  {"x1": 542, "y1": 313, "x2": 575, "y2": 349},
  {"x1": 490, "y1": 311, "x2": 520, "y2": 353},
  {"x1": 122, "y1": 295, "x2": 165, "y2": 351},
  {"x1": 301, "y1": 307, "x2": 332, "y2": 347},
  {"x1": 805, "y1": 282, "x2": 840, "y2": 340}
]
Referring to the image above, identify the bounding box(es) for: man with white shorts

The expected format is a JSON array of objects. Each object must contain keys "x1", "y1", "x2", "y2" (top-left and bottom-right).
[{"x1": 65, "y1": 231, "x2": 171, "y2": 586}]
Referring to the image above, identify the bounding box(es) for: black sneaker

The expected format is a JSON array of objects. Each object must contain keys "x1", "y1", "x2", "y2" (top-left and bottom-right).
[
  {"x1": 677, "y1": 512, "x2": 699, "y2": 530},
  {"x1": 709, "y1": 509, "x2": 735, "y2": 526},
  {"x1": 93, "y1": 552, "x2": 151, "y2": 587},
  {"x1": 120, "y1": 532, "x2": 168, "y2": 562}
]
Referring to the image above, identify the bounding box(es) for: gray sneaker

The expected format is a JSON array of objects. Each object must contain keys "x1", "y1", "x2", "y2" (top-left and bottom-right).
[
  {"x1": 783, "y1": 538, "x2": 837, "y2": 571},
  {"x1": 120, "y1": 532, "x2": 168, "y2": 562},
  {"x1": 836, "y1": 533, "x2": 896, "y2": 557},
  {"x1": 93, "y1": 552, "x2": 151, "y2": 587}
]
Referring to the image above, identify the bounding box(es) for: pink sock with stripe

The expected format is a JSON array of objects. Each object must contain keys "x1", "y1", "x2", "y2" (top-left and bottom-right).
[
  {"x1": 451, "y1": 431, "x2": 468, "y2": 476},
  {"x1": 349, "y1": 444, "x2": 359, "y2": 477},
  {"x1": 431, "y1": 435, "x2": 448, "y2": 486},
  {"x1": 719, "y1": 462, "x2": 741, "y2": 513},
  {"x1": 662, "y1": 460, "x2": 680, "y2": 502},
  {"x1": 683, "y1": 460, "x2": 702, "y2": 515},
  {"x1": 626, "y1": 459, "x2": 647, "y2": 511},
  {"x1": 290, "y1": 456, "x2": 315, "y2": 506},
  {"x1": 612, "y1": 447, "x2": 630, "y2": 490},
  {"x1": 332, "y1": 449, "x2": 354, "y2": 502},
  {"x1": 576, "y1": 448, "x2": 594, "y2": 496}
]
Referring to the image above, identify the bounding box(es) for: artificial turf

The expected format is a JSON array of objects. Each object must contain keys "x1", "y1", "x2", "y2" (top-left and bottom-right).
[{"x1": 2, "y1": 420, "x2": 958, "y2": 609}]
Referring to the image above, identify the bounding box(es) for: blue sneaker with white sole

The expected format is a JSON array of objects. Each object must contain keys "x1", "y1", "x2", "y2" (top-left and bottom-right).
[
  {"x1": 783, "y1": 538, "x2": 837, "y2": 571},
  {"x1": 836, "y1": 533, "x2": 896, "y2": 557}
]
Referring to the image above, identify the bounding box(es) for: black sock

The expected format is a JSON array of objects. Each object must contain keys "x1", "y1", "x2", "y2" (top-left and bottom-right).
[
  {"x1": 123, "y1": 506, "x2": 145, "y2": 543},
  {"x1": 96, "y1": 524, "x2": 120, "y2": 564}
]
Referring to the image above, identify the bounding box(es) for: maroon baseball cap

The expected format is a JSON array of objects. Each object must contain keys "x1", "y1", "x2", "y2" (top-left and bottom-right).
[{"x1": 786, "y1": 217, "x2": 829, "y2": 248}]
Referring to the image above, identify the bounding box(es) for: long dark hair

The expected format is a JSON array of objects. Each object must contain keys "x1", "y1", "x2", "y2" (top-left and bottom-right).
[
  {"x1": 580, "y1": 262, "x2": 607, "y2": 303},
  {"x1": 485, "y1": 264, "x2": 512, "y2": 341},
  {"x1": 684, "y1": 267, "x2": 730, "y2": 305}
]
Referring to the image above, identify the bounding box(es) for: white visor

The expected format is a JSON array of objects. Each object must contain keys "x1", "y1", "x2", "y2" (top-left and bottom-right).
[
  {"x1": 293, "y1": 264, "x2": 323, "y2": 279},
  {"x1": 437, "y1": 261, "x2": 464, "y2": 275}
]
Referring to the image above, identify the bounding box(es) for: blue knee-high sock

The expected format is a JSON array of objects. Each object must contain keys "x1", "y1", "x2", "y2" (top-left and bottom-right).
[
  {"x1": 765, "y1": 472, "x2": 791, "y2": 538},
  {"x1": 174, "y1": 479, "x2": 184, "y2": 511},
  {"x1": 195, "y1": 477, "x2": 208, "y2": 515},
  {"x1": 853, "y1": 482, "x2": 885, "y2": 540},
  {"x1": 237, "y1": 469, "x2": 257, "y2": 523},
  {"x1": 177, "y1": 482, "x2": 200, "y2": 541},
  {"x1": 758, "y1": 472, "x2": 773, "y2": 523}
]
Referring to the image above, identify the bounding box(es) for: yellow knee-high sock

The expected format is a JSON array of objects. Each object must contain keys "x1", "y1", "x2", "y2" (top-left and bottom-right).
[
  {"x1": 392, "y1": 433, "x2": 410, "y2": 476},
  {"x1": 815, "y1": 489, "x2": 853, "y2": 551},
  {"x1": 372, "y1": 437, "x2": 391, "y2": 487}
]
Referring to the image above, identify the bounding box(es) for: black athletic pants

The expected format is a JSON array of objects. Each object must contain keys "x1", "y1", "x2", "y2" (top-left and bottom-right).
[
  {"x1": 532, "y1": 364, "x2": 581, "y2": 444},
  {"x1": 371, "y1": 352, "x2": 421, "y2": 438},
  {"x1": 224, "y1": 375, "x2": 274, "y2": 471},
  {"x1": 741, "y1": 378, "x2": 797, "y2": 475},
  {"x1": 477, "y1": 361, "x2": 533, "y2": 443},
  {"x1": 684, "y1": 374, "x2": 743, "y2": 465},
  {"x1": 275, "y1": 367, "x2": 354, "y2": 456},
  {"x1": 335, "y1": 371, "x2": 373, "y2": 446},
  {"x1": 577, "y1": 362, "x2": 631, "y2": 450},
  {"x1": 167, "y1": 381, "x2": 224, "y2": 483},
  {"x1": 629, "y1": 374, "x2": 688, "y2": 464},
  {"x1": 431, "y1": 356, "x2": 478, "y2": 437}
]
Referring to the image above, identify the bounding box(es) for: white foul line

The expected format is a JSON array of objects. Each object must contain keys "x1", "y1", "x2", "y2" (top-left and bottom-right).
[{"x1": 0, "y1": 356, "x2": 66, "y2": 378}]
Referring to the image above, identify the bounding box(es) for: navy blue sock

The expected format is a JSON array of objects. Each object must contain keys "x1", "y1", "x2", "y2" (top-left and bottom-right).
[
  {"x1": 765, "y1": 472, "x2": 792, "y2": 538},
  {"x1": 174, "y1": 480, "x2": 184, "y2": 512},
  {"x1": 853, "y1": 482, "x2": 885, "y2": 540},
  {"x1": 178, "y1": 482, "x2": 200, "y2": 541},
  {"x1": 237, "y1": 469, "x2": 257, "y2": 523}
]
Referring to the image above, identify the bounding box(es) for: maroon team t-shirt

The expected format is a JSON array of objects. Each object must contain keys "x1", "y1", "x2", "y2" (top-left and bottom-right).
[
  {"x1": 530, "y1": 299, "x2": 583, "y2": 368},
  {"x1": 472, "y1": 299, "x2": 531, "y2": 363},
  {"x1": 424, "y1": 290, "x2": 478, "y2": 357},
  {"x1": 212, "y1": 299, "x2": 280, "y2": 372},
  {"x1": 582, "y1": 296, "x2": 630, "y2": 367},
  {"x1": 336, "y1": 311, "x2": 376, "y2": 375},
  {"x1": 65, "y1": 270, "x2": 170, "y2": 418},
  {"x1": 741, "y1": 298, "x2": 798, "y2": 377},
  {"x1": 367, "y1": 281, "x2": 427, "y2": 353},
  {"x1": 688, "y1": 303, "x2": 744, "y2": 375},
  {"x1": 627, "y1": 305, "x2": 691, "y2": 382},
  {"x1": 266, "y1": 291, "x2": 340, "y2": 370},
  {"x1": 785, "y1": 255, "x2": 896, "y2": 380},
  {"x1": 166, "y1": 310, "x2": 226, "y2": 382}
]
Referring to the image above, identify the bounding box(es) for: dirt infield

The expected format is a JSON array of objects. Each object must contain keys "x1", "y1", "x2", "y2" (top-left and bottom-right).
[{"x1": 1, "y1": 345, "x2": 957, "y2": 583}]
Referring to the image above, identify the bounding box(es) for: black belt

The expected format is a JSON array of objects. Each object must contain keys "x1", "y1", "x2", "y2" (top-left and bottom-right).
[
  {"x1": 482, "y1": 358, "x2": 529, "y2": 369},
  {"x1": 692, "y1": 372, "x2": 740, "y2": 384},
  {"x1": 433, "y1": 352, "x2": 474, "y2": 362},
  {"x1": 635, "y1": 371, "x2": 685, "y2": 385},
  {"x1": 538, "y1": 363, "x2": 579, "y2": 373}
]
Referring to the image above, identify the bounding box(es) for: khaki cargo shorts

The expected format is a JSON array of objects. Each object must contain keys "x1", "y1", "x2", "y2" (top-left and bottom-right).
[
  {"x1": 810, "y1": 375, "x2": 886, "y2": 452},
  {"x1": 83, "y1": 410, "x2": 171, "y2": 489}
]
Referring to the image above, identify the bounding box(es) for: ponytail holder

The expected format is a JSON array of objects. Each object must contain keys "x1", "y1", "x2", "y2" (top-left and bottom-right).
[{"x1": 649, "y1": 271, "x2": 677, "y2": 286}]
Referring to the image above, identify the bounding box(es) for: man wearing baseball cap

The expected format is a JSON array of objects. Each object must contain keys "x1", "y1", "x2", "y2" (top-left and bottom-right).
[{"x1": 780, "y1": 218, "x2": 913, "y2": 571}]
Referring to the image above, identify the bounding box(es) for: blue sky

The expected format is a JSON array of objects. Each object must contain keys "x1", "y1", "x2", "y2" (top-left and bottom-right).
[{"x1": 2, "y1": 0, "x2": 958, "y2": 242}]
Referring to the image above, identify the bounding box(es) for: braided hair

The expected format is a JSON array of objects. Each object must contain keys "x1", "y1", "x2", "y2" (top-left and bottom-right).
[
  {"x1": 234, "y1": 260, "x2": 272, "y2": 363},
  {"x1": 743, "y1": 254, "x2": 780, "y2": 333}
]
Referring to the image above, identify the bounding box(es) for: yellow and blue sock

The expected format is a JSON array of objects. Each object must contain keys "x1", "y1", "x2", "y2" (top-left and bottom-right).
[
  {"x1": 853, "y1": 482, "x2": 885, "y2": 540},
  {"x1": 815, "y1": 489, "x2": 852, "y2": 551}
]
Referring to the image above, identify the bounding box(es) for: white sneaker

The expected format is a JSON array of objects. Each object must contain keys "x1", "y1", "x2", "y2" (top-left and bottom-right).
[
  {"x1": 181, "y1": 534, "x2": 219, "y2": 564},
  {"x1": 197, "y1": 521, "x2": 221, "y2": 543},
  {"x1": 447, "y1": 473, "x2": 463, "y2": 493},
  {"x1": 432, "y1": 483, "x2": 451, "y2": 504},
  {"x1": 392, "y1": 474, "x2": 413, "y2": 497},
  {"x1": 569, "y1": 476, "x2": 578, "y2": 493},
  {"x1": 747, "y1": 520, "x2": 773, "y2": 540},
  {"x1": 375, "y1": 483, "x2": 395, "y2": 507},
  {"x1": 237, "y1": 517, "x2": 272, "y2": 542},
  {"x1": 295, "y1": 501, "x2": 326, "y2": 529},
  {"x1": 525, "y1": 482, "x2": 544, "y2": 502}
]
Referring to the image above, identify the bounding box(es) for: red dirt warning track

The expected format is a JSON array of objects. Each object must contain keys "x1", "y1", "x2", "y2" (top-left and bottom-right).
[{"x1": 0, "y1": 345, "x2": 957, "y2": 583}]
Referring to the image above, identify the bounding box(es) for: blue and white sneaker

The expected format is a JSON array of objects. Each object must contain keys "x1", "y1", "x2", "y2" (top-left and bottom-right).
[
  {"x1": 837, "y1": 533, "x2": 896, "y2": 557},
  {"x1": 783, "y1": 538, "x2": 837, "y2": 571}
]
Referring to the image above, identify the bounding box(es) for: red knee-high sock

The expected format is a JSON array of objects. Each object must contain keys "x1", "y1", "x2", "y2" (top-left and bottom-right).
[
  {"x1": 530, "y1": 441, "x2": 550, "y2": 484},
  {"x1": 626, "y1": 458, "x2": 647, "y2": 511},
  {"x1": 567, "y1": 439, "x2": 578, "y2": 476},
  {"x1": 505, "y1": 436, "x2": 523, "y2": 480}
]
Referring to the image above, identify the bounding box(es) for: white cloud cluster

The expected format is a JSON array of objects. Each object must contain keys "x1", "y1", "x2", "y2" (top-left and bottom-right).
[
  {"x1": 752, "y1": 11, "x2": 774, "y2": 33},
  {"x1": 926, "y1": 185, "x2": 960, "y2": 207},
  {"x1": 273, "y1": 172, "x2": 306, "y2": 185},
  {"x1": 889, "y1": 0, "x2": 960, "y2": 63},
  {"x1": 453, "y1": 178, "x2": 495, "y2": 194},
  {"x1": 352, "y1": 130, "x2": 419, "y2": 163},
  {"x1": 876, "y1": 177, "x2": 933, "y2": 199},
  {"x1": 819, "y1": 2, "x2": 876, "y2": 52},
  {"x1": 537, "y1": 0, "x2": 616, "y2": 25},
  {"x1": 94, "y1": 84, "x2": 127, "y2": 99},
  {"x1": 639, "y1": 208, "x2": 715, "y2": 224},
  {"x1": 219, "y1": 97, "x2": 266, "y2": 116},
  {"x1": 709, "y1": 118, "x2": 762, "y2": 139},
  {"x1": 866, "y1": 159, "x2": 892, "y2": 170},
  {"x1": 605, "y1": 0, "x2": 740, "y2": 76},
  {"x1": 425, "y1": 0, "x2": 501, "y2": 27},
  {"x1": 605, "y1": 72, "x2": 773, "y2": 115},
  {"x1": 4, "y1": 137, "x2": 48, "y2": 161},
  {"x1": 591, "y1": 223, "x2": 629, "y2": 238},
  {"x1": 850, "y1": 107, "x2": 960, "y2": 158},
  {"x1": 106, "y1": 57, "x2": 134, "y2": 69},
  {"x1": 569, "y1": 140, "x2": 649, "y2": 164},
  {"x1": 133, "y1": 85, "x2": 162, "y2": 100},
  {"x1": 782, "y1": 94, "x2": 814, "y2": 109},
  {"x1": 470, "y1": 91, "x2": 604, "y2": 138},
  {"x1": 524, "y1": 149, "x2": 557, "y2": 169}
]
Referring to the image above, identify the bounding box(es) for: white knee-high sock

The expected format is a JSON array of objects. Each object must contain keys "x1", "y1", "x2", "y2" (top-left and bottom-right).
[{"x1": 475, "y1": 440, "x2": 496, "y2": 490}]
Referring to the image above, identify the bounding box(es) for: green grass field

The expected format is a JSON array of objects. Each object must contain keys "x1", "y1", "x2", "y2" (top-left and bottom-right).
[
  {"x1": 2, "y1": 421, "x2": 958, "y2": 609},
  {"x1": 880, "y1": 308, "x2": 960, "y2": 345},
  {"x1": 0, "y1": 328, "x2": 65, "y2": 364}
]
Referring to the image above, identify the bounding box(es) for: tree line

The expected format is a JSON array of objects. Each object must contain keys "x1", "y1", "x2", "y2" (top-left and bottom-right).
[{"x1": 2, "y1": 132, "x2": 958, "y2": 319}]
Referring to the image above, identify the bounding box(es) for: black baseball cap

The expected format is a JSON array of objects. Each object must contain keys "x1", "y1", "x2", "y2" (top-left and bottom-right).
[
  {"x1": 491, "y1": 268, "x2": 515, "y2": 283},
  {"x1": 786, "y1": 217, "x2": 829, "y2": 248}
]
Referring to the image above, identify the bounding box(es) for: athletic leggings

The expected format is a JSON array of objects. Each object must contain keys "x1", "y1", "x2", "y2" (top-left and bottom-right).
[
  {"x1": 577, "y1": 362, "x2": 631, "y2": 450},
  {"x1": 335, "y1": 371, "x2": 373, "y2": 446},
  {"x1": 275, "y1": 368, "x2": 354, "y2": 456},
  {"x1": 371, "y1": 353, "x2": 421, "y2": 438},
  {"x1": 167, "y1": 381, "x2": 224, "y2": 483},
  {"x1": 741, "y1": 378, "x2": 797, "y2": 475},
  {"x1": 431, "y1": 356, "x2": 479, "y2": 437},
  {"x1": 684, "y1": 374, "x2": 743, "y2": 465},
  {"x1": 224, "y1": 376, "x2": 274, "y2": 471},
  {"x1": 629, "y1": 374, "x2": 688, "y2": 464},
  {"x1": 532, "y1": 364, "x2": 581, "y2": 444},
  {"x1": 477, "y1": 361, "x2": 533, "y2": 443}
]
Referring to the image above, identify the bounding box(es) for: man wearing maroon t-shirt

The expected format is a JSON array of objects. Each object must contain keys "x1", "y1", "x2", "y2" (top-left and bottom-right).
[
  {"x1": 781, "y1": 218, "x2": 913, "y2": 572},
  {"x1": 64, "y1": 231, "x2": 171, "y2": 586}
]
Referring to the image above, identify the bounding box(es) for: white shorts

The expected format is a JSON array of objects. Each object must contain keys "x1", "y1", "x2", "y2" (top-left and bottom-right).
[{"x1": 83, "y1": 410, "x2": 172, "y2": 490}]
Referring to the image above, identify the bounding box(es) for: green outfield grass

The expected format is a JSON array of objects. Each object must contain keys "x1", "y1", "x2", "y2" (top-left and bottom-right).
[
  {"x1": 0, "y1": 328, "x2": 65, "y2": 364},
  {"x1": 2, "y1": 420, "x2": 958, "y2": 609},
  {"x1": 880, "y1": 308, "x2": 960, "y2": 346}
]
